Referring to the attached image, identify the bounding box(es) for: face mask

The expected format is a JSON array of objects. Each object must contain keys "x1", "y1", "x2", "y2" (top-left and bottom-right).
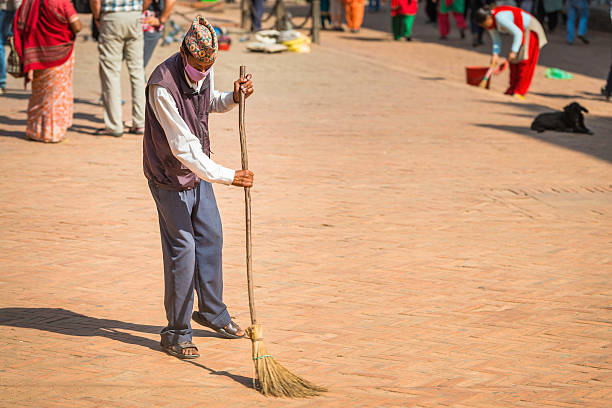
[{"x1": 183, "y1": 53, "x2": 212, "y2": 83}]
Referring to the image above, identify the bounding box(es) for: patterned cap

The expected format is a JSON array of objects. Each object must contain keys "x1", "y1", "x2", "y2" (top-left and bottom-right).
[{"x1": 183, "y1": 16, "x2": 218, "y2": 63}]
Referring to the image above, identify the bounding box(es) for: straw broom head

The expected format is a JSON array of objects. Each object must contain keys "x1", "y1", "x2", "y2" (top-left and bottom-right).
[{"x1": 247, "y1": 324, "x2": 327, "y2": 398}]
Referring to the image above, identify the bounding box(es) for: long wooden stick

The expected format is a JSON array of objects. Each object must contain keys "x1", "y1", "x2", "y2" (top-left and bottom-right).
[{"x1": 239, "y1": 65, "x2": 257, "y2": 325}]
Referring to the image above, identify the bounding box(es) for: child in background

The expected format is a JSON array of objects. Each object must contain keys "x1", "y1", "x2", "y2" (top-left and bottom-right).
[{"x1": 390, "y1": 0, "x2": 418, "y2": 41}]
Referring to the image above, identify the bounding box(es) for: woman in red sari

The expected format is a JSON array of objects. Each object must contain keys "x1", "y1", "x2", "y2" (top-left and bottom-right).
[{"x1": 14, "y1": 0, "x2": 81, "y2": 143}]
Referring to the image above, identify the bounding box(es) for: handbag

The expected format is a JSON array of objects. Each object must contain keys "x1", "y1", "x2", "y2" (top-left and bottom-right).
[
  {"x1": 7, "y1": 35, "x2": 24, "y2": 78},
  {"x1": 6, "y1": 0, "x2": 42, "y2": 78}
]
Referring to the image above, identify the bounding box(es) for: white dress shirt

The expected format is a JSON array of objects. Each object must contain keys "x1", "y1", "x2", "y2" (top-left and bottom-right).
[{"x1": 149, "y1": 67, "x2": 237, "y2": 185}]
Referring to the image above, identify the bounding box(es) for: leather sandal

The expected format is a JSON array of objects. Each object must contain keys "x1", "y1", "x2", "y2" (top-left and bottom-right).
[
  {"x1": 162, "y1": 340, "x2": 200, "y2": 359},
  {"x1": 94, "y1": 127, "x2": 123, "y2": 137},
  {"x1": 192, "y1": 311, "x2": 245, "y2": 339},
  {"x1": 127, "y1": 126, "x2": 144, "y2": 135}
]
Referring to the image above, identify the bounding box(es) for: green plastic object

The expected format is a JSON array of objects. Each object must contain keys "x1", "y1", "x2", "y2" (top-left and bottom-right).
[{"x1": 545, "y1": 68, "x2": 573, "y2": 80}]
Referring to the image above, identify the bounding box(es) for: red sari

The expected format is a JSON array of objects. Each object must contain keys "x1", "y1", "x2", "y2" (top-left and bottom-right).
[{"x1": 14, "y1": 0, "x2": 77, "y2": 142}]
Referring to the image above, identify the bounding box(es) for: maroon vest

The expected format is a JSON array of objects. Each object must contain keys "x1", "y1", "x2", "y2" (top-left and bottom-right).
[{"x1": 143, "y1": 52, "x2": 211, "y2": 191}]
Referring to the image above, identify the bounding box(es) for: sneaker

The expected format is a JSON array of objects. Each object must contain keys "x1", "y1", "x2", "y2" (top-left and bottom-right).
[
  {"x1": 578, "y1": 35, "x2": 590, "y2": 44},
  {"x1": 0, "y1": 87, "x2": 5, "y2": 96},
  {"x1": 460, "y1": 29, "x2": 466, "y2": 39}
]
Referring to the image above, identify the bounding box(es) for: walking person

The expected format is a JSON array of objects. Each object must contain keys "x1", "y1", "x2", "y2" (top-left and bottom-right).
[
  {"x1": 567, "y1": 0, "x2": 590, "y2": 44},
  {"x1": 344, "y1": 0, "x2": 366, "y2": 32},
  {"x1": 144, "y1": 16, "x2": 255, "y2": 359},
  {"x1": 476, "y1": 5, "x2": 547, "y2": 99},
  {"x1": 390, "y1": 0, "x2": 417, "y2": 40},
  {"x1": 436, "y1": 0, "x2": 467, "y2": 40},
  {"x1": 425, "y1": 0, "x2": 437, "y2": 23},
  {"x1": 13, "y1": 0, "x2": 81, "y2": 142},
  {"x1": 90, "y1": 0, "x2": 145, "y2": 137},
  {"x1": 0, "y1": 0, "x2": 21, "y2": 95},
  {"x1": 142, "y1": 0, "x2": 176, "y2": 68}
]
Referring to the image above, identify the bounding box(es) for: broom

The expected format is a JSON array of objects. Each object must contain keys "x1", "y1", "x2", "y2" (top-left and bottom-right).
[
  {"x1": 237, "y1": 65, "x2": 328, "y2": 398},
  {"x1": 478, "y1": 62, "x2": 496, "y2": 88}
]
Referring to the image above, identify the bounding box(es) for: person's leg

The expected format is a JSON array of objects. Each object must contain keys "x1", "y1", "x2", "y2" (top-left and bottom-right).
[
  {"x1": 515, "y1": 32, "x2": 539, "y2": 95},
  {"x1": 577, "y1": 0, "x2": 588, "y2": 37},
  {"x1": 123, "y1": 11, "x2": 146, "y2": 129},
  {"x1": 352, "y1": 0, "x2": 365, "y2": 30},
  {"x1": 566, "y1": 5, "x2": 576, "y2": 43},
  {"x1": 98, "y1": 13, "x2": 126, "y2": 134},
  {"x1": 251, "y1": 0, "x2": 265, "y2": 31},
  {"x1": 438, "y1": 12, "x2": 450, "y2": 38},
  {"x1": 344, "y1": 0, "x2": 354, "y2": 29},
  {"x1": 453, "y1": 11, "x2": 467, "y2": 31},
  {"x1": 606, "y1": 55, "x2": 612, "y2": 98},
  {"x1": 428, "y1": 0, "x2": 438, "y2": 23},
  {"x1": 506, "y1": 62, "x2": 519, "y2": 95},
  {"x1": 548, "y1": 11, "x2": 558, "y2": 32},
  {"x1": 192, "y1": 182, "x2": 232, "y2": 329},
  {"x1": 330, "y1": 0, "x2": 344, "y2": 29},
  {"x1": 404, "y1": 14, "x2": 415, "y2": 38},
  {"x1": 143, "y1": 30, "x2": 162, "y2": 68},
  {"x1": 149, "y1": 183, "x2": 198, "y2": 349},
  {"x1": 392, "y1": 15, "x2": 401, "y2": 40},
  {"x1": 0, "y1": 10, "x2": 7, "y2": 91}
]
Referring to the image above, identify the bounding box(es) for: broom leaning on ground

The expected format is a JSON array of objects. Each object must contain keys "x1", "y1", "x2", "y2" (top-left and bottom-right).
[{"x1": 238, "y1": 65, "x2": 327, "y2": 398}]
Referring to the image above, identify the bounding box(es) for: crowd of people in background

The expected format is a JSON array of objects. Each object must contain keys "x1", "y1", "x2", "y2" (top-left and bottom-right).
[
  {"x1": 318, "y1": 0, "x2": 598, "y2": 46},
  {"x1": 0, "y1": 0, "x2": 610, "y2": 143}
]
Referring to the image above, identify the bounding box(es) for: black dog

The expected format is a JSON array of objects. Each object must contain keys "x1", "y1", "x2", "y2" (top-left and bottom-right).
[{"x1": 531, "y1": 102, "x2": 593, "y2": 135}]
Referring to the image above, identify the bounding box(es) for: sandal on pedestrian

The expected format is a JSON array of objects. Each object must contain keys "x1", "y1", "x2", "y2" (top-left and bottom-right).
[
  {"x1": 128, "y1": 126, "x2": 144, "y2": 135},
  {"x1": 94, "y1": 128, "x2": 123, "y2": 137},
  {"x1": 162, "y1": 341, "x2": 200, "y2": 359},
  {"x1": 192, "y1": 311, "x2": 245, "y2": 339}
]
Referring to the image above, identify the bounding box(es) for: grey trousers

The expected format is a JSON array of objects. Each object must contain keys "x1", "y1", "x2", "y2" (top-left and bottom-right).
[
  {"x1": 149, "y1": 180, "x2": 231, "y2": 346},
  {"x1": 143, "y1": 30, "x2": 163, "y2": 69},
  {"x1": 98, "y1": 11, "x2": 145, "y2": 133}
]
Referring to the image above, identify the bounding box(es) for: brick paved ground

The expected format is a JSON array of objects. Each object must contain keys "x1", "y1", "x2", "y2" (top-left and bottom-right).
[{"x1": 0, "y1": 5, "x2": 610, "y2": 407}]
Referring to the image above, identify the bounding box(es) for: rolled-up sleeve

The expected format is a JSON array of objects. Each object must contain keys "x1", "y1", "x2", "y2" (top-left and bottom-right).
[{"x1": 149, "y1": 84, "x2": 235, "y2": 185}]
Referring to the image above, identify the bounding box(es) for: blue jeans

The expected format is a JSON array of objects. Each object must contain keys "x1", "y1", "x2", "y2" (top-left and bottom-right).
[
  {"x1": 251, "y1": 0, "x2": 265, "y2": 31},
  {"x1": 149, "y1": 180, "x2": 231, "y2": 346},
  {"x1": 368, "y1": 0, "x2": 380, "y2": 11},
  {"x1": 567, "y1": 0, "x2": 588, "y2": 43},
  {"x1": 0, "y1": 9, "x2": 16, "y2": 89}
]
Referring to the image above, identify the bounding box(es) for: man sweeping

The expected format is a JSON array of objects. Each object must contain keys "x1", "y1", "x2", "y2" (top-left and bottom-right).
[
  {"x1": 475, "y1": 6, "x2": 547, "y2": 100},
  {"x1": 143, "y1": 15, "x2": 254, "y2": 359}
]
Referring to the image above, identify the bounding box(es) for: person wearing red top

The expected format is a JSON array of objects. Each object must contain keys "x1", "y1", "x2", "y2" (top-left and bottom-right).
[
  {"x1": 390, "y1": 0, "x2": 417, "y2": 40},
  {"x1": 476, "y1": 6, "x2": 547, "y2": 99},
  {"x1": 13, "y1": 0, "x2": 82, "y2": 142}
]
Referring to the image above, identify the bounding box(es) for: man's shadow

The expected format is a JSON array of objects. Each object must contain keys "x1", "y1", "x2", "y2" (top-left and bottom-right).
[{"x1": 0, "y1": 307, "x2": 254, "y2": 389}]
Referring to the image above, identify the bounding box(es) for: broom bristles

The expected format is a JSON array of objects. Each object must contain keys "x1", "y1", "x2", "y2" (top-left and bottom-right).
[{"x1": 246, "y1": 324, "x2": 327, "y2": 398}]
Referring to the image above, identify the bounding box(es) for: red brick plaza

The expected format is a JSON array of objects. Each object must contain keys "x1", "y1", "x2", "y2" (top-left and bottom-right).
[{"x1": 0, "y1": 4, "x2": 610, "y2": 407}]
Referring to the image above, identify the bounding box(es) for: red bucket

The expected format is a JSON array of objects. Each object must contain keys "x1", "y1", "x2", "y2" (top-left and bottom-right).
[{"x1": 466, "y1": 66, "x2": 490, "y2": 89}]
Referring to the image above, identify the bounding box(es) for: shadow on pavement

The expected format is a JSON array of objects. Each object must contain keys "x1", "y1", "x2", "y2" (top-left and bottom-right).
[
  {"x1": 475, "y1": 118, "x2": 612, "y2": 164},
  {"x1": 0, "y1": 307, "x2": 254, "y2": 389}
]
